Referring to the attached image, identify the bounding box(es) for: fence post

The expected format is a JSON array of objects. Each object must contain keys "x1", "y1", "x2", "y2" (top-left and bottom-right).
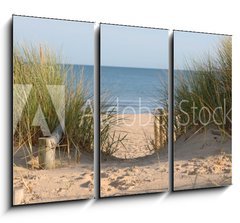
[
  {"x1": 154, "y1": 109, "x2": 166, "y2": 149},
  {"x1": 38, "y1": 125, "x2": 62, "y2": 169},
  {"x1": 13, "y1": 186, "x2": 24, "y2": 205}
]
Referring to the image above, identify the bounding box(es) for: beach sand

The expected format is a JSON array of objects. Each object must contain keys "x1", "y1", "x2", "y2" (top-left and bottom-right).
[
  {"x1": 100, "y1": 113, "x2": 169, "y2": 197},
  {"x1": 13, "y1": 114, "x2": 232, "y2": 204},
  {"x1": 13, "y1": 148, "x2": 93, "y2": 205},
  {"x1": 100, "y1": 114, "x2": 231, "y2": 196},
  {"x1": 174, "y1": 128, "x2": 231, "y2": 190}
]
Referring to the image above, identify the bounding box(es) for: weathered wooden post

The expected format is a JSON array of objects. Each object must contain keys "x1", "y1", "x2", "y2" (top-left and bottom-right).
[
  {"x1": 173, "y1": 117, "x2": 177, "y2": 142},
  {"x1": 38, "y1": 137, "x2": 56, "y2": 169},
  {"x1": 38, "y1": 125, "x2": 62, "y2": 169},
  {"x1": 154, "y1": 111, "x2": 160, "y2": 149},
  {"x1": 154, "y1": 109, "x2": 166, "y2": 149},
  {"x1": 13, "y1": 186, "x2": 24, "y2": 205},
  {"x1": 174, "y1": 115, "x2": 181, "y2": 141}
]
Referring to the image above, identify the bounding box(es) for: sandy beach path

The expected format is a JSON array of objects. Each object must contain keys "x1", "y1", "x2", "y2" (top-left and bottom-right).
[{"x1": 101, "y1": 113, "x2": 169, "y2": 197}]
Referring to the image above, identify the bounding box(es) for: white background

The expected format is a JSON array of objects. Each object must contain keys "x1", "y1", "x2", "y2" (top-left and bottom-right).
[{"x1": 1, "y1": 0, "x2": 240, "y2": 222}]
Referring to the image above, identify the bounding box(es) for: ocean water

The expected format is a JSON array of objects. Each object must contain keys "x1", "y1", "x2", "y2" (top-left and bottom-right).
[
  {"x1": 65, "y1": 65, "x2": 168, "y2": 114},
  {"x1": 101, "y1": 66, "x2": 168, "y2": 114}
]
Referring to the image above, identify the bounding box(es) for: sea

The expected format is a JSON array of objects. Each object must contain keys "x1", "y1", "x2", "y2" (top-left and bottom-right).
[{"x1": 67, "y1": 65, "x2": 168, "y2": 114}]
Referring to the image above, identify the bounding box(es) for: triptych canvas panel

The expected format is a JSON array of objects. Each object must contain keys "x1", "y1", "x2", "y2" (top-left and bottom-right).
[
  {"x1": 12, "y1": 15, "x2": 232, "y2": 205},
  {"x1": 100, "y1": 24, "x2": 169, "y2": 197},
  {"x1": 173, "y1": 31, "x2": 232, "y2": 191},
  {"x1": 13, "y1": 16, "x2": 94, "y2": 204}
]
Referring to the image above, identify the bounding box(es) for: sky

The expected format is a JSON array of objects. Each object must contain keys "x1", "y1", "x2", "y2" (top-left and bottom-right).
[
  {"x1": 101, "y1": 24, "x2": 168, "y2": 69},
  {"x1": 174, "y1": 31, "x2": 226, "y2": 70},
  {"x1": 13, "y1": 17, "x2": 226, "y2": 69},
  {"x1": 13, "y1": 15, "x2": 94, "y2": 65}
]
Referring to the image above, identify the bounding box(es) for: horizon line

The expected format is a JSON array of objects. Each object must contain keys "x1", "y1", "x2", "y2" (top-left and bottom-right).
[{"x1": 65, "y1": 63, "x2": 168, "y2": 70}]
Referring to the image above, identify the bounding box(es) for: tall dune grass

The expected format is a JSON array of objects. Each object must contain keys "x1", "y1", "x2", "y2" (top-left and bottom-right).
[
  {"x1": 13, "y1": 45, "x2": 94, "y2": 159},
  {"x1": 153, "y1": 36, "x2": 232, "y2": 149},
  {"x1": 174, "y1": 36, "x2": 232, "y2": 138},
  {"x1": 100, "y1": 96, "x2": 128, "y2": 156}
]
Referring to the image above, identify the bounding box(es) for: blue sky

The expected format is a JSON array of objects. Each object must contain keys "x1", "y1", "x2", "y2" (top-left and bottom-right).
[
  {"x1": 101, "y1": 24, "x2": 168, "y2": 69},
  {"x1": 174, "y1": 31, "x2": 225, "y2": 70},
  {"x1": 13, "y1": 17, "x2": 226, "y2": 69},
  {"x1": 13, "y1": 16, "x2": 94, "y2": 65}
]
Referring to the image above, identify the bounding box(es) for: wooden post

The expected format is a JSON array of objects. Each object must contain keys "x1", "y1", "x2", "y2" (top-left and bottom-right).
[
  {"x1": 154, "y1": 115, "x2": 160, "y2": 149},
  {"x1": 154, "y1": 109, "x2": 166, "y2": 149},
  {"x1": 174, "y1": 115, "x2": 180, "y2": 141},
  {"x1": 13, "y1": 186, "x2": 24, "y2": 205},
  {"x1": 173, "y1": 129, "x2": 177, "y2": 142},
  {"x1": 38, "y1": 137, "x2": 56, "y2": 169},
  {"x1": 159, "y1": 109, "x2": 163, "y2": 148},
  {"x1": 38, "y1": 125, "x2": 62, "y2": 169}
]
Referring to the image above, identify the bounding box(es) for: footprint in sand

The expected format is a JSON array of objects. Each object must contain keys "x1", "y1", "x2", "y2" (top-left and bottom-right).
[
  {"x1": 80, "y1": 181, "x2": 92, "y2": 188},
  {"x1": 109, "y1": 175, "x2": 137, "y2": 191},
  {"x1": 101, "y1": 172, "x2": 109, "y2": 178}
]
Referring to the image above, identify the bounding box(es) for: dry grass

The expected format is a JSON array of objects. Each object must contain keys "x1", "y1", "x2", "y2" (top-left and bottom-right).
[
  {"x1": 174, "y1": 37, "x2": 231, "y2": 139},
  {"x1": 13, "y1": 44, "x2": 94, "y2": 162}
]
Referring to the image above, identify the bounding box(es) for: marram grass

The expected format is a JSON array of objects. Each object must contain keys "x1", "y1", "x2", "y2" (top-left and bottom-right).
[
  {"x1": 174, "y1": 37, "x2": 232, "y2": 139},
  {"x1": 13, "y1": 44, "x2": 126, "y2": 161},
  {"x1": 13, "y1": 45, "x2": 93, "y2": 159},
  {"x1": 152, "y1": 36, "x2": 232, "y2": 151}
]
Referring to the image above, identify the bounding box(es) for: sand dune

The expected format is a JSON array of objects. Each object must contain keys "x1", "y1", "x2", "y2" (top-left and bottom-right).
[
  {"x1": 13, "y1": 114, "x2": 231, "y2": 204},
  {"x1": 13, "y1": 150, "x2": 93, "y2": 205},
  {"x1": 174, "y1": 128, "x2": 231, "y2": 190},
  {"x1": 101, "y1": 113, "x2": 169, "y2": 197},
  {"x1": 101, "y1": 114, "x2": 231, "y2": 196}
]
